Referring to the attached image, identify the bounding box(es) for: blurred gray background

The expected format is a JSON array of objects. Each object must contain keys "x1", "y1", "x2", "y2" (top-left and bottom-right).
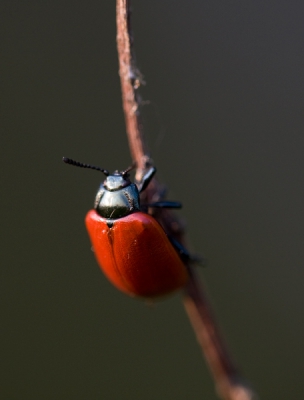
[{"x1": 1, "y1": 1, "x2": 304, "y2": 399}]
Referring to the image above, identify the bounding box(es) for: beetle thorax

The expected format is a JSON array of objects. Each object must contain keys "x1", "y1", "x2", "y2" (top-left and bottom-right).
[{"x1": 94, "y1": 173, "x2": 140, "y2": 219}]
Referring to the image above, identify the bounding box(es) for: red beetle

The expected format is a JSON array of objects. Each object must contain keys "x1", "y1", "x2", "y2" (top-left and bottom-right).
[{"x1": 63, "y1": 157, "x2": 189, "y2": 298}]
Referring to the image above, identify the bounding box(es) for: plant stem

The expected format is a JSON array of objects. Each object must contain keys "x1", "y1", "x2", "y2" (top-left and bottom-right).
[{"x1": 116, "y1": 1, "x2": 258, "y2": 399}]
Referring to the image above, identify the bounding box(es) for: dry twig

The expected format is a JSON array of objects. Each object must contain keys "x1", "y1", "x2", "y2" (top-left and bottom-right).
[{"x1": 116, "y1": 1, "x2": 258, "y2": 399}]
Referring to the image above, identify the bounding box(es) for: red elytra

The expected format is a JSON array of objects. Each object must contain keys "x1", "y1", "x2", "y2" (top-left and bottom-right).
[{"x1": 85, "y1": 209, "x2": 189, "y2": 298}]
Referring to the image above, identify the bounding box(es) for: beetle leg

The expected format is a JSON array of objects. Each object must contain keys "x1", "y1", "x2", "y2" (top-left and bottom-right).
[
  {"x1": 169, "y1": 236, "x2": 206, "y2": 266},
  {"x1": 137, "y1": 167, "x2": 157, "y2": 193},
  {"x1": 145, "y1": 201, "x2": 182, "y2": 209}
]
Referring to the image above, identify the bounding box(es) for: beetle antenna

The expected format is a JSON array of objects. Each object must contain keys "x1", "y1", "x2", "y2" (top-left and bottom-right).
[
  {"x1": 62, "y1": 157, "x2": 109, "y2": 176},
  {"x1": 121, "y1": 163, "x2": 136, "y2": 177}
]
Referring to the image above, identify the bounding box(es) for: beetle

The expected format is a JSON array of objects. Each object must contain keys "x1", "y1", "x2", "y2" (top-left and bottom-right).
[{"x1": 63, "y1": 157, "x2": 189, "y2": 298}]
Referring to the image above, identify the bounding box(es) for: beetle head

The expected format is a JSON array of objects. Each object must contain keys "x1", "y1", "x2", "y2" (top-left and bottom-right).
[
  {"x1": 103, "y1": 169, "x2": 133, "y2": 191},
  {"x1": 62, "y1": 157, "x2": 140, "y2": 219}
]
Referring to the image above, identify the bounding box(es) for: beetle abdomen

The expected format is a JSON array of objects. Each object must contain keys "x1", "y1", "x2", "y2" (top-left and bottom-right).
[{"x1": 85, "y1": 210, "x2": 188, "y2": 298}]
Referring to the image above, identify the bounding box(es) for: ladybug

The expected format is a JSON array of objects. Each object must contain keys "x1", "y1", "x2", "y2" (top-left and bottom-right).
[{"x1": 63, "y1": 157, "x2": 189, "y2": 298}]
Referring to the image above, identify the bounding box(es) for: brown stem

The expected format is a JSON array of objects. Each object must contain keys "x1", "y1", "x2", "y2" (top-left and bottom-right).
[
  {"x1": 116, "y1": 0, "x2": 149, "y2": 174},
  {"x1": 184, "y1": 271, "x2": 257, "y2": 400},
  {"x1": 116, "y1": 1, "x2": 258, "y2": 399}
]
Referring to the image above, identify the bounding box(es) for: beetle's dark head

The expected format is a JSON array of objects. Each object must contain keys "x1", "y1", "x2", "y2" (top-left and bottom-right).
[
  {"x1": 95, "y1": 166, "x2": 140, "y2": 219},
  {"x1": 62, "y1": 157, "x2": 141, "y2": 220},
  {"x1": 103, "y1": 169, "x2": 132, "y2": 191}
]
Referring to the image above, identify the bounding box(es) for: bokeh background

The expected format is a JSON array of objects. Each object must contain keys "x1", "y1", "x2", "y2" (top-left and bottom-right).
[{"x1": 1, "y1": 1, "x2": 304, "y2": 399}]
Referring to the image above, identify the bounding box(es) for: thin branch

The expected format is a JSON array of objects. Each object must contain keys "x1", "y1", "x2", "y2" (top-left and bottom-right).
[
  {"x1": 116, "y1": 0, "x2": 149, "y2": 174},
  {"x1": 116, "y1": 1, "x2": 258, "y2": 400},
  {"x1": 184, "y1": 271, "x2": 257, "y2": 400}
]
